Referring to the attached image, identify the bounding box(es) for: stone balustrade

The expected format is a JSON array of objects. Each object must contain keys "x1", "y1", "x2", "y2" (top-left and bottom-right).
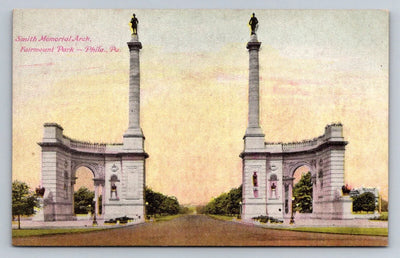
[
  {"x1": 41, "y1": 123, "x2": 123, "y2": 154},
  {"x1": 68, "y1": 139, "x2": 107, "y2": 153},
  {"x1": 265, "y1": 123, "x2": 344, "y2": 153}
]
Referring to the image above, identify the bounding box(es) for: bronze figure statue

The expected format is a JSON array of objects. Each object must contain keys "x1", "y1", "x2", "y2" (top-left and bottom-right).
[
  {"x1": 35, "y1": 186, "x2": 45, "y2": 197},
  {"x1": 249, "y1": 13, "x2": 258, "y2": 35},
  {"x1": 252, "y1": 172, "x2": 258, "y2": 187},
  {"x1": 130, "y1": 13, "x2": 139, "y2": 35},
  {"x1": 111, "y1": 183, "x2": 118, "y2": 198}
]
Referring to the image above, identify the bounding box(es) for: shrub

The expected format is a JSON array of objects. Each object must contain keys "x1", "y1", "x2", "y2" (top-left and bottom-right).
[
  {"x1": 370, "y1": 212, "x2": 388, "y2": 221},
  {"x1": 252, "y1": 215, "x2": 284, "y2": 224},
  {"x1": 252, "y1": 215, "x2": 269, "y2": 223},
  {"x1": 353, "y1": 192, "x2": 376, "y2": 212}
]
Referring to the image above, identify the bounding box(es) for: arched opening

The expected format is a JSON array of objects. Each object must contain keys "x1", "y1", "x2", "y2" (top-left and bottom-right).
[
  {"x1": 74, "y1": 166, "x2": 103, "y2": 218},
  {"x1": 292, "y1": 165, "x2": 313, "y2": 214},
  {"x1": 75, "y1": 167, "x2": 94, "y2": 191}
]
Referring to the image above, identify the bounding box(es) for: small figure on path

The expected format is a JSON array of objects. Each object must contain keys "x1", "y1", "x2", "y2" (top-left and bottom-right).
[
  {"x1": 249, "y1": 13, "x2": 258, "y2": 35},
  {"x1": 130, "y1": 13, "x2": 139, "y2": 35}
]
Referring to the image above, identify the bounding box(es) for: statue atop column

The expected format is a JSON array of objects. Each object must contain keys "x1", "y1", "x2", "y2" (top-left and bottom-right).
[
  {"x1": 130, "y1": 13, "x2": 139, "y2": 35},
  {"x1": 249, "y1": 13, "x2": 258, "y2": 35}
]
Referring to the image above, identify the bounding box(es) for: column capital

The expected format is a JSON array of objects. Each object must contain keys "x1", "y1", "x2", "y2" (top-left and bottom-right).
[
  {"x1": 246, "y1": 41, "x2": 261, "y2": 50},
  {"x1": 127, "y1": 41, "x2": 142, "y2": 50},
  {"x1": 93, "y1": 178, "x2": 105, "y2": 186}
]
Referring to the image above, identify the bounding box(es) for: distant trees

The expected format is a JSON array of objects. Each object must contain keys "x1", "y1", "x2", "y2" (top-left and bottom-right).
[
  {"x1": 179, "y1": 206, "x2": 191, "y2": 214},
  {"x1": 145, "y1": 187, "x2": 181, "y2": 217},
  {"x1": 352, "y1": 192, "x2": 376, "y2": 213},
  {"x1": 381, "y1": 198, "x2": 388, "y2": 212},
  {"x1": 293, "y1": 172, "x2": 313, "y2": 213},
  {"x1": 73, "y1": 186, "x2": 182, "y2": 217},
  {"x1": 195, "y1": 205, "x2": 207, "y2": 214},
  {"x1": 12, "y1": 181, "x2": 39, "y2": 229},
  {"x1": 203, "y1": 185, "x2": 242, "y2": 215}
]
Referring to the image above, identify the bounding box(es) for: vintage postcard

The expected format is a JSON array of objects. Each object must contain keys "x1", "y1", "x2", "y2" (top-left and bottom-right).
[{"x1": 12, "y1": 9, "x2": 388, "y2": 246}]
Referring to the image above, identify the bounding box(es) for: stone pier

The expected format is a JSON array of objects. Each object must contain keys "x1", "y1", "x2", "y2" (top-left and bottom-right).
[
  {"x1": 240, "y1": 14, "x2": 350, "y2": 221},
  {"x1": 241, "y1": 32, "x2": 268, "y2": 220},
  {"x1": 36, "y1": 15, "x2": 148, "y2": 222}
]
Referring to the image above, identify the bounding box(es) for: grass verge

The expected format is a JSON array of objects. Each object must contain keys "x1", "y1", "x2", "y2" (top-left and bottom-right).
[
  {"x1": 208, "y1": 215, "x2": 387, "y2": 236},
  {"x1": 13, "y1": 214, "x2": 185, "y2": 237},
  {"x1": 151, "y1": 214, "x2": 185, "y2": 222},
  {"x1": 370, "y1": 212, "x2": 388, "y2": 221},
  {"x1": 12, "y1": 228, "x2": 107, "y2": 238},
  {"x1": 207, "y1": 214, "x2": 237, "y2": 221},
  {"x1": 278, "y1": 227, "x2": 388, "y2": 236}
]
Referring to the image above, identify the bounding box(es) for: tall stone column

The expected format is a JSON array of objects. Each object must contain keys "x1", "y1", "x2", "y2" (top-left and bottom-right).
[
  {"x1": 289, "y1": 182, "x2": 293, "y2": 216},
  {"x1": 241, "y1": 18, "x2": 268, "y2": 220},
  {"x1": 94, "y1": 185, "x2": 99, "y2": 216},
  {"x1": 101, "y1": 184, "x2": 105, "y2": 216},
  {"x1": 244, "y1": 34, "x2": 265, "y2": 151},
  {"x1": 128, "y1": 35, "x2": 142, "y2": 131},
  {"x1": 123, "y1": 33, "x2": 145, "y2": 151},
  {"x1": 104, "y1": 16, "x2": 148, "y2": 222},
  {"x1": 247, "y1": 35, "x2": 261, "y2": 130}
]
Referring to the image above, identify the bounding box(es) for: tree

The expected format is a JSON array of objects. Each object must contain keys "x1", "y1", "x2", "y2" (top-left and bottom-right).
[
  {"x1": 12, "y1": 181, "x2": 39, "y2": 229},
  {"x1": 352, "y1": 192, "x2": 376, "y2": 213},
  {"x1": 293, "y1": 172, "x2": 313, "y2": 213},
  {"x1": 227, "y1": 185, "x2": 242, "y2": 215},
  {"x1": 204, "y1": 185, "x2": 242, "y2": 215},
  {"x1": 145, "y1": 187, "x2": 181, "y2": 217},
  {"x1": 381, "y1": 198, "x2": 388, "y2": 212},
  {"x1": 74, "y1": 187, "x2": 94, "y2": 214},
  {"x1": 160, "y1": 196, "x2": 180, "y2": 215}
]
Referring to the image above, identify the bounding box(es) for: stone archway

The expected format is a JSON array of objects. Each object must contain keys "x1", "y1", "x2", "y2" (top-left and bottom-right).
[
  {"x1": 71, "y1": 161, "x2": 105, "y2": 218},
  {"x1": 289, "y1": 165, "x2": 314, "y2": 218},
  {"x1": 37, "y1": 123, "x2": 147, "y2": 221},
  {"x1": 287, "y1": 161, "x2": 316, "y2": 178},
  {"x1": 242, "y1": 123, "x2": 350, "y2": 220},
  {"x1": 283, "y1": 161, "x2": 317, "y2": 218},
  {"x1": 73, "y1": 164, "x2": 105, "y2": 218}
]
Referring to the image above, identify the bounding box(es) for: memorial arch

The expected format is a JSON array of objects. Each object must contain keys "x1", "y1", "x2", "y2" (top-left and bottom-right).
[
  {"x1": 35, "y1": 16, "x2": 148, "y2": 222},
  {"x1": 240, "y1": 14, "x2": 353, "y2": 220}
]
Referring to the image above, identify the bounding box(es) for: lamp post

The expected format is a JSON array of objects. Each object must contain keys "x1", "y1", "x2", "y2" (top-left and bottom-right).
[
  {"x1": 238, "y1": 201, "x2": 242, "y2": 219},
  {"x1": 92, "y1": 199, "x2": 98, "y2": 226},
  {"x1": 290, "y1": 196, "x2": 295, "y2": 224},
  {"x1": 145, "y1": 201, "x2": 149, "y2": 220}
]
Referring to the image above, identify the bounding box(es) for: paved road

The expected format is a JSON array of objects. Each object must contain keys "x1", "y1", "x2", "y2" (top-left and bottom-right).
[{"x1": 13, "y1": 215, "x2": 387, "y2": 246}]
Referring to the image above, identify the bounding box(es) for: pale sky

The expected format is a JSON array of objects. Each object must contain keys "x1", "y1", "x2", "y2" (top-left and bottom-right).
[{"x1": 12, "y1": 9, "x2": 388, "y2": 204}]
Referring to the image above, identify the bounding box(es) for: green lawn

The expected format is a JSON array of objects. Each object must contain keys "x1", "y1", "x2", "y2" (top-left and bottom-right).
[
  {"x1": 13, "y1": 214, "x2": 186, "y2": 238},
  {"x1": 284, "y1": 227, "x2": 388, "y2": 236},
  {"x1": 152, "y1": 214, "x2": 185, "y2": 222},
  {"x1": 207, "y1": 215, "x2": 387, "y2": 236},
  {"x1": 370, "y1": 212, "x2": 388, "y2": 221},
  {"x1": 12, "y1": 228, "x2": 107, "y2": 238},
  {"x1": 207, "y1": 214, "x2": 237, "y2": 221}
]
